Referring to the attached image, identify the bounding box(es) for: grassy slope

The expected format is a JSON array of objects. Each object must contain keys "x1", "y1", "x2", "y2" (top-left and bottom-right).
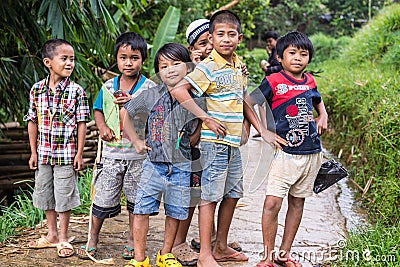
[{"x1": 314, "y1": 4, "x2": 400, "y2": 266}]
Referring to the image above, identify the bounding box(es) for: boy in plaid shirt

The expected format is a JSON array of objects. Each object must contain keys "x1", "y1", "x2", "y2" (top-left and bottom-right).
[{"x1": 25, "y1": 39, "x2": 90, "y2": 258}]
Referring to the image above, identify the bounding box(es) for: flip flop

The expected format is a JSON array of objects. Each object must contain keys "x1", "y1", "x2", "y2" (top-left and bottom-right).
[
  {"x1": 215, "y1": 251, "x2": 248, "y2": 262},
  {"x1": 76, "y1": 245, "x2": 97, "y2": 260},
  {"x1": 257, "y1": 262, "x2": 277, "y2": 267},
  {"x1": 28, "y1": 236, "x2": 76, "y2": 249},
  {"x1": 275, "y1": 258, "x2": 302, "y2": 267},
  {"x1": 122, "y1": 245, "x2": 134, "y2": 260},
  {"x1": 28, "y1": 236, "x2": 57, "y2": 248},
  {"x1": 57, "y1": 242, "x2": 74, "y2": 258}
]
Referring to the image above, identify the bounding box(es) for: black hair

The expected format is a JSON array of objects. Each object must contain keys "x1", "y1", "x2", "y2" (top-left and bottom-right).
[
  {"x1": 276, "y1": 31, "x2": 314, "y2": 63},
  {"x1": 114, "y1": 32, "x2": 148, "y2": 61},
  {"x1": 209, "y1": 10, "x2": 241, "y2": 34},
  {"x1": 263, "y1": 31, "x2": 278, "y2": 41},
  {"x1": 41, "y1": 39, "x2": 73, "y2": 60},
  {"x1": 154, "y1": 43, "x2": 191, "y2": 75}
]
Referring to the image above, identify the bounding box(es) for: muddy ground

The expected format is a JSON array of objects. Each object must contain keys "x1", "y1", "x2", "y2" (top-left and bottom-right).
[{"x1": 0, "y1": 137, "x2": 347, "y2": 267}]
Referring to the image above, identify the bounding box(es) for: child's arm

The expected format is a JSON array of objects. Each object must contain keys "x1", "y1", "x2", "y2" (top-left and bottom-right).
[
  {"x1": 121, "y1": 109, "x2": 151, "y2": 154},
  {"x1": 314, "y1": 99, "x2": 328, "y2": 135},
  {"x1": 94, "y1": 110, "x2": 115, "y2": 141},
  {"x1": 244, "y1": 92, "x2": 287, "y2": 149},
  {"x1": 74, "y1": 121, "x2": 87, "y2": 171},
  {"x1": 27, "y1": 121, "x2": 38, "y2": 170},
  {"x1": 172, "y1": 80, "x2": 227, "y2": 138}
]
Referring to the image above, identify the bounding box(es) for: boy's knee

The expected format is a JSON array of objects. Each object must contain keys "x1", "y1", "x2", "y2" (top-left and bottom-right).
[
  {"x1": 288, "y1": 195, "x2": 305, "y2": 209},
  {"x1": 263, "y1": 196, "x2": 282, "y2": 213}
]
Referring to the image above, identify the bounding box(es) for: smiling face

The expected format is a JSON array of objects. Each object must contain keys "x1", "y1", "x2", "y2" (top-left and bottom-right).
[
  {"x1": 209, "y1": 23, "x2": 242, "y2": 62},
  {"x1": 116, "y1": 44, "x2": 143, "y2": 78},
  {"x1": 190, "y1": 31, "x2": 213, "y2": 60},
  {"x1": 278, "y1": 45, "x2": 310, "y2": 79},
  {"x1": 157, "y1": 55, "x2": 188, "y2": 89},
  {"x1": 265, "y1": 37, "x2": 277, "y2": 53},
  {"x1": 43, "y1": 44, "x2": 75, "y2": 79}
]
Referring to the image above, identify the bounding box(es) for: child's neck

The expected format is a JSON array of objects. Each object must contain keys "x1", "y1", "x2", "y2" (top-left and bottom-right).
[
  {"x1": 48, "y1": 74, "x2": 64, "y2": 92},
  {"x1": 120, "y1": 73, "x2": 140, "y2": 91}
]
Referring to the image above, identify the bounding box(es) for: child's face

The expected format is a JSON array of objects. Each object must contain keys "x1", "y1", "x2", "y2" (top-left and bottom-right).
[
  {"x1": 209, "y1": 23, "x2": 242, "y2": 61},
  {"x1": 116, "y1": 45, "x2": 143, "y2": 78},
  {"x1": 265, "y1": 37, "x2": 277, "y2": 52},
  {"x1": 190, "y1": 32, "x2": 213, "y2": 60},
  {"x1": 158, "y1": 55, "x2": 188, "y2": 89},
  {"x1": 278, "y1": 45, "x2": 310, "y2": 79},
  {"x1": 43, "y1": 44, "x2": 75, "y2": 78}
]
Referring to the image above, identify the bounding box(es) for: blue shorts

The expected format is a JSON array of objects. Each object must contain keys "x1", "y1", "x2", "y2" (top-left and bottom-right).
[
  {"x1": 199, "y1": 142, "x2": 243, "y2": 202},
  {"x1": 134, "y1": 159, "x2": 191, "y2": 220}
]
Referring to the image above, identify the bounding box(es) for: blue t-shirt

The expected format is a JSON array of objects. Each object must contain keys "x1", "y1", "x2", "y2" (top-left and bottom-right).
[{"x1": 250, "y1": 71, "x2": 322, "y2": 155}]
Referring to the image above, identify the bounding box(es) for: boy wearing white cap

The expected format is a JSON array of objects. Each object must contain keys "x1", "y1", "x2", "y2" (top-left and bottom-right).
[{"x1": 186, "y1": 19, "x2": 213, "y2": 63}]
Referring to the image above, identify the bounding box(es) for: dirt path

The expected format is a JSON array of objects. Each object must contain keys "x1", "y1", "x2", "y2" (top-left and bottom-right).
[{"x1": 0, "y1": 137, "x2": 346, "y2": 267}]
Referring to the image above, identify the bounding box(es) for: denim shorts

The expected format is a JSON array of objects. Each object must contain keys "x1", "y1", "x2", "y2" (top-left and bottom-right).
[
  {"x1": 134, "y1": 159, "x2": 191, "y2": 220},
  {"x1": 199, "y1": 142, "x2": 243, "y2": 202},
  {"x1": 33, "y1": 164, "x2": 80, "y2": 212}
]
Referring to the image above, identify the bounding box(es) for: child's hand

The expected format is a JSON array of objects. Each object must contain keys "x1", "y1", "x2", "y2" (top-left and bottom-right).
[
  {"x1": 114, "y1": 94, "x2": 132, "y2": 108},
  {"x1": 203, "y1": 117, "x2": 226, "y2": 139},
  {"x1": 189, "y1": 130, "x2": 201, "y2": 147},
  {"x1": 190, "y1": 50, "x2": 203, "y2": 64},
  {"x1": 74, "y1": 154, "x2": 83, "y2": 171},
  {"x1": 241, "y1": 63, "x2": 249, "y2": 76},
  {"x1": 132, "y1": 140, "x2": 151, "y2": 154},
  {"x1": 315, "y1": 114, "x2": 328, "y2": 135},
  {"x1": 100, "y1": 126, "x2": 115, "y2": 142},
  {"x1": 29, "y1": 153, "x2": 38, "y2": 170},
  {"x1": 261, "y1": 130, "x2": 288, "y2": 150}
]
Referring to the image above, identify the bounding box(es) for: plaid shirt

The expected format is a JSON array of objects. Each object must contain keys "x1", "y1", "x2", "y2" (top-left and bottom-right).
[{"x1": 24, "y1": 76, "x2": 90, "y2": 165}]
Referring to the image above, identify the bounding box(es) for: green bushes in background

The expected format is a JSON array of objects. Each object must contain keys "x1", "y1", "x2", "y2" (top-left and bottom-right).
[{"x1": 314, "y1": 4, "x2": 400, "y2": 266}]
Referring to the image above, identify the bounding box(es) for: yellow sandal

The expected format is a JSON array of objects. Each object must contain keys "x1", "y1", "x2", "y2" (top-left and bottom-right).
[
  {"x1": 124, "y1": 256, "x2": 152, "y2": 267},
  {"x1": 156, "y1": 250, "x2": 182, "y2": 267}
]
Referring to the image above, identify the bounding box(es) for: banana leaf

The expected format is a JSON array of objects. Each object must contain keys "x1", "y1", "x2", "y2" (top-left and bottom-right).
[{"x1": 148, "y1": 6, "x2": 181, "y2": 76}]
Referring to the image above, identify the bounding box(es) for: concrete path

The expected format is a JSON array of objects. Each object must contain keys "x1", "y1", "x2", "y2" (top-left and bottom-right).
[{"x1": 0, "y1": 137, "x2": 346, "y2": 267}]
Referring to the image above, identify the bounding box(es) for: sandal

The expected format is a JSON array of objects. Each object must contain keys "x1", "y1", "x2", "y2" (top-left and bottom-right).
[
  {"x1": 257, "y1": 262, "x2": 277, "y2": 267},
  {"x1": 156, "y1": 250, "x2": 182, "y2": 267},
  {"x1": 76, "y1": 245, "x2": 97, "y2": 260},
  {"x1": 275, "y1": 258, "x2": 302, "y2": 267},
  {"x1": 171, "y1": 242, "x2": 198, "y2": 266},
  {"x1": 190, "y1": 237, "x2": 243, "y2": 252},
  {"x1": 56, "y1": 242, "x2": 74, "y2": 258},
  {"x1": 124, "y1": 256, "x2": 151, "y2": 267},
  {"x1": 122, "y1": 245, "x2": 135, "y2": 259}
]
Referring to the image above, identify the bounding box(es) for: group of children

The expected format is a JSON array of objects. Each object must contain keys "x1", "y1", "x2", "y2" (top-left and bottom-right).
[{"x1": 25, "y1": 9, "x2": 327, "y2": 267}]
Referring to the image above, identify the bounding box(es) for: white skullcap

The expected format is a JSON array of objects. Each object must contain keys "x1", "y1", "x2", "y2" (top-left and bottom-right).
[{"x1": 186, "y1": 19, "x2": 210, "y2": 46}]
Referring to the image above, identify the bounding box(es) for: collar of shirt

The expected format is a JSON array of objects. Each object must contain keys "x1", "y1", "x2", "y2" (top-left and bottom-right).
[{"x1": 208, "y1": 49, "x2": 242, "y2": 70}]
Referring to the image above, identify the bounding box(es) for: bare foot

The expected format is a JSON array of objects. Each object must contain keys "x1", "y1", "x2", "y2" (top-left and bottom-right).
[
  {"x1": 197, "y1": 254, "x2": 221, "y2": 267},
  {"x1": 213, "y1": 244, "x2": 248, "y2": 262}
]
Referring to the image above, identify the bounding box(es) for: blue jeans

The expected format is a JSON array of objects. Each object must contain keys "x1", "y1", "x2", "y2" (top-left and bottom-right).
[
  {"x1": 199, "y1": 142, "x2": 243, "y2": 202},
  {"x1": 134, "y1": 159, "x2": 191, "y2": 220}
]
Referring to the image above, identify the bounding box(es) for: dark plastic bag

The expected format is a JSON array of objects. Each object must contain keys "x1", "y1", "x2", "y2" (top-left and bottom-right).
[{"x1": 313, "y1": 159, "x2": 348, "y2": 194}]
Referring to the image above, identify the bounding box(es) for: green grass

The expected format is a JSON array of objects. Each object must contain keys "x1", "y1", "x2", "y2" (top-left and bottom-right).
[
  {"x1": 0, "y1": 168, "x2": 93, "y2": 243},
  {"x1": 328, "y1": 222, "x2": 400, "y2": 267},
  {"x1": 313, "y1": 3, "x2": 400, "y2": 266}
]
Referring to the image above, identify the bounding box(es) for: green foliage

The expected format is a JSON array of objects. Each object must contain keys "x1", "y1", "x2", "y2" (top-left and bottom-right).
[
  {"x1": 240, "y1": 48, "x2": 267, "y2": 90},
  {"x1": 309, "y1": 33, "x2": 352, "y2": 65},
  {"x1": 330, "y1": 223, "x2": 400, "y2": 267},
  {"x1": 0, "y1": 188, "x2": 44, "y2": 242},
  {"x1": 148, "y1": 6, "x2": 181, "y2": 76},
  {"x1": 315, "y1": 4, "x2": 400, "y2": 226},
  {"x1": 0, "y1": 169, "x2": 93, "y2": 242},
  {"x1": 341, "y1": 4, "x2": 400, "y2": 65},
  {"x1": 72, "y1": 168, "x2": 93, "y2": 215}
]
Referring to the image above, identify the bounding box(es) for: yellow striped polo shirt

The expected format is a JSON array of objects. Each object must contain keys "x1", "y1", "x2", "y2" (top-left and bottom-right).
[{"x1": 184, "y1": 49, "x2": 247, "y2": 147}]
